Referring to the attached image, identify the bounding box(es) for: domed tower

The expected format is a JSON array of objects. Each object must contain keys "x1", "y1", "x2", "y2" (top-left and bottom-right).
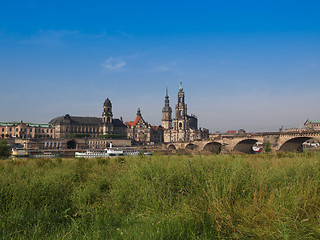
[
  {"x1": 102, "y1": 97, "x2": 113, "y2": 134},
  {"x1": 162, "y1": 85, "x2": 172, "y2": 130}
]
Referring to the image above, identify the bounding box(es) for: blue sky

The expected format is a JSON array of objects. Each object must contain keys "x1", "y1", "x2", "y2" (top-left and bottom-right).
[{"x1": 0, "y1": 1, "x2": 319, "y2": 132}]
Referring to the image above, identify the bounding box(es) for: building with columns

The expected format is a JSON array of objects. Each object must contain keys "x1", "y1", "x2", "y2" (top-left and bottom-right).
[
  {"x1": 304, "y1": 120, "x2": 320, "y2": 131},
  {"x1": 162, "y1": 82, "x2": 209, "y2": 143}
]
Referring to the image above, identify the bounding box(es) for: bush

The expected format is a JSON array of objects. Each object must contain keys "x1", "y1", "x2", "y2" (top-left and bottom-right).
[
  {"x1": 0, "y1": 140, "x2": 11, "y2": 159},
  {"x1": 98, "y1": 134, "x2": 127, "y2": 139},
  {"x1": 67, "y1": 133, "x2": 90, "y2": 138},
  {"x1": 264, "y1": 141, "x2": 272, "y2": 153}
]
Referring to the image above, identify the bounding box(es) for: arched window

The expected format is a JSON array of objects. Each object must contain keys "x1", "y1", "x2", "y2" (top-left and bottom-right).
[{"x1": 179, "y1": 123, "x2": 182, "y2": 129}]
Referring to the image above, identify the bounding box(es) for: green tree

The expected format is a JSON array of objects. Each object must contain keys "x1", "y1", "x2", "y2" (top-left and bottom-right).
[
  {"x1": 67, "y1": 133, "x2": 90, "y2": 138},
  {"x1": 264, "y1": 141, "x2": 272, "y2": 153},
  {"x1": 98, "y1": 134, "x2": 127, "y2": 139},
  {"x1": 0, "y1": 140, "x2": 11, "y2": 159}
]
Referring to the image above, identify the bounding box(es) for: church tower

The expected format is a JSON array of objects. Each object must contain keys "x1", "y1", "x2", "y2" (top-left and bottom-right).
[
  {"x1": 174, "y1": 81, "x2": 188, "y2": 132},
  {"x1": 162, "y1": 81, "x2": 206, "y2": 143},
  {"x1": 102, "y1": 97, "x2": 113, "y2": 134},
  {"x1": 162, "y1": 85, "x2": 172, "y2": 130}
]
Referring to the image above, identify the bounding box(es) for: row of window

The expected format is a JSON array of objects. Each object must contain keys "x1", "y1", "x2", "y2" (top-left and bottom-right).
[
  {"x1": 1, "y1": 127, "x2": 53, "y2": 133},
  {"x1": 88, "y1": 141, "x2": 110, "y2": 145},
  {"x1": 44, "y1": 142, "x2": 62, "y2": 148},
  {"x1": 2, "y1": 134, "x2": 52, "y2": 138},
  {"x1": 68, "y1": 127, "x2": 102, "y2": 133}
]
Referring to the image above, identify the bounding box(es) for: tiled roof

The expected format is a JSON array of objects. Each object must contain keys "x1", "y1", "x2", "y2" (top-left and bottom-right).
[
  {"x1": 49, "y1": 116, "x2": 102, "y2": 125},
  {"x1": 49, "y1": 115, "x2": 125, "y2": 127},
  {"x1": 112, "y1": 119, "x2": 126, "y2": 127},
  {"x1": 226, "y1": 130, "x2": 237, "y2": 134},
  {"x1": 125, "y1": 116, "x2": 140, "y2": 127},
  {"x1": 152, "y1": 126, "x2": 164, "y2": 131}
]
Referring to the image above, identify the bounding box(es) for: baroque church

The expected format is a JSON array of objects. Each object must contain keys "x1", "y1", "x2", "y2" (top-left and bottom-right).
[{"x1": 162, "y1": 82, "x2": 209, "y2": 143}]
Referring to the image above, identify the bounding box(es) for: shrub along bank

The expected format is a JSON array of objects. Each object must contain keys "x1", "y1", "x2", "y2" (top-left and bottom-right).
[
  {"x1": 0, "y1": 153, "x2": 320, "y2": 239},
  {"x1": 0, "y1": 140, "x2": 11, "y2": 159}
]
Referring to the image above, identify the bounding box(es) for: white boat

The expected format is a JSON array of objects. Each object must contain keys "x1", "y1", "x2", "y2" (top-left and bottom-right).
[
  {"x1": 106, "y1": 147, "x2": 124, "y2": 156},
  {"x1": 75, "y1": 150, "x2": 110, "y2": 158},
  {"x1": 11, "y1": 148, "x2": 29, "y2": 157},
  {"x1": 75, "y1": 143, "x2": 140, "y2": 158},
  {"x1": 252, "y1": 142, "x2": 263, "y2": 153},
  {"x1": 28, "y1": 149, "x2": 62, "y2": 158}
]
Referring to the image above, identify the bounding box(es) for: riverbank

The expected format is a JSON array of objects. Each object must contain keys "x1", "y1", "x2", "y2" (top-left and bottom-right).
[{"x1": 1, "y1": 153, "x2": 320, "y2": 239}]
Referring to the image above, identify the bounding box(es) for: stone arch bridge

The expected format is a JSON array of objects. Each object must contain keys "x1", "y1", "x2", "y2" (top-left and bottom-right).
[{"x1": 165, "y1": 131, "x2": 320, "y2": 154}]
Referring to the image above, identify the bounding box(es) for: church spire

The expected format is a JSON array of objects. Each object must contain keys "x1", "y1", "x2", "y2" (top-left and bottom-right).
[
  {"x1": 164, "y1": 84, "x2": 170, "y2": 107},
  {"x1": 162, "y1": 83, "x2": 172, "y2": 130},
  {"x1": 166, "y1": 82, "x2": 168, "y2": 97},
  {"x1": 179, "y1": 80, "x2": 183, "y2": 92},
  {"x1": 137, "y1": 107, "x2": 141, "y2": 117}
]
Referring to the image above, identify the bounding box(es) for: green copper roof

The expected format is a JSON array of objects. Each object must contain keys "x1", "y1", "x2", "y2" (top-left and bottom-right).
[
  {"x1": 0, "y1": 121, "x2": 54, "y2": 128},
  {"x1": 0, "y1": 121, "x2": 20, "y2": 126},
  {"x1": 307, "y1": 120, "x2": 320, "y2": 123},
  {"x1": 179, "y1": 80, "x2": 183, "y2": 91}
]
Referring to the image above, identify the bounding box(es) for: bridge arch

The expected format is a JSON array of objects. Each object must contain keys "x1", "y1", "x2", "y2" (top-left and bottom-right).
[
  {"x1": 167, "y1": 144, "x2": 176, "y2": 150},
  {"x1": 279, "y1": 137, "x2": 312, "y2": 152},
  {"x1": 234, "y1": 139, "x2": 259, "y2": 154},
  {"x1": 202, "y1": 142, "x2": 222, "y2": 154},
  {"x1": 185, "y1": 143, "x2": 198, "y2": 150},
  {"x1": 67, "y1": 139, "x2": 77, "y2": 149}
]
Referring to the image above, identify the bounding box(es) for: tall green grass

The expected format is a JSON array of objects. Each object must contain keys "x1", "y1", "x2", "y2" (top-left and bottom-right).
[{"x1": 0, "y1": 153, "x2": 320, "y2": 239}]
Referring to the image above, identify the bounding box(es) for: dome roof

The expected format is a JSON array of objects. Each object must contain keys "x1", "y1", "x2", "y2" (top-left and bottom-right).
[{"x1": 104, "y1": 97, "x2": 112, "y2": 106}]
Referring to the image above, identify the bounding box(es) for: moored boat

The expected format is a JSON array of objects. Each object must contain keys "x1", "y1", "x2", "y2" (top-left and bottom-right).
[
  {"x1": 75, "y1": 143, "x2": 148, "y2": 158},
  {"x1": 252, "y1": 142, "x2": 263, "y2": 153},
  {"x1": 11, "y1": 147, "x2": 29, "y2": 157},
  {"x1": 75, "y1": 150, "x2": 110, "y2": 158},
  {"x1": 28, "y1": 149, "x2": 62, "y2": 158}
]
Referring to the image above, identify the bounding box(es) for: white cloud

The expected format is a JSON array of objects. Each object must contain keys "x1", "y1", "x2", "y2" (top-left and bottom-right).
[{"x1": 102, "y1": 57, "x2": 126, "y2": 70}]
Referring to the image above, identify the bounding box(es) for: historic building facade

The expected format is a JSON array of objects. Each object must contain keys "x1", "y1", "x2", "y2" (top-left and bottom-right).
[
  {"x1": 0, "y1": 121, "x2": 55, "y2": 139},
  {"x1": 285, "y1": 120, "x2": 320, "y2": 132},
  {"x1": 49, "y1": 97, "x2": 127, "y2": 139},
  {"x1": 162, "y1": 82, "x2": 209, "y2": 143},
  {"x1": 304, "y1": 120, "x2": 320, "y2": 131},
  {"x1": 125, "y1": 108, "x2": 163, "y2": 144}
]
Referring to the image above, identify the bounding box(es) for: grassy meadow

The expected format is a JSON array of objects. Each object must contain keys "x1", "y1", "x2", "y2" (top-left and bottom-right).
[{"x1": 1, "y1": 153, "x2": 320, "y2": 239}]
